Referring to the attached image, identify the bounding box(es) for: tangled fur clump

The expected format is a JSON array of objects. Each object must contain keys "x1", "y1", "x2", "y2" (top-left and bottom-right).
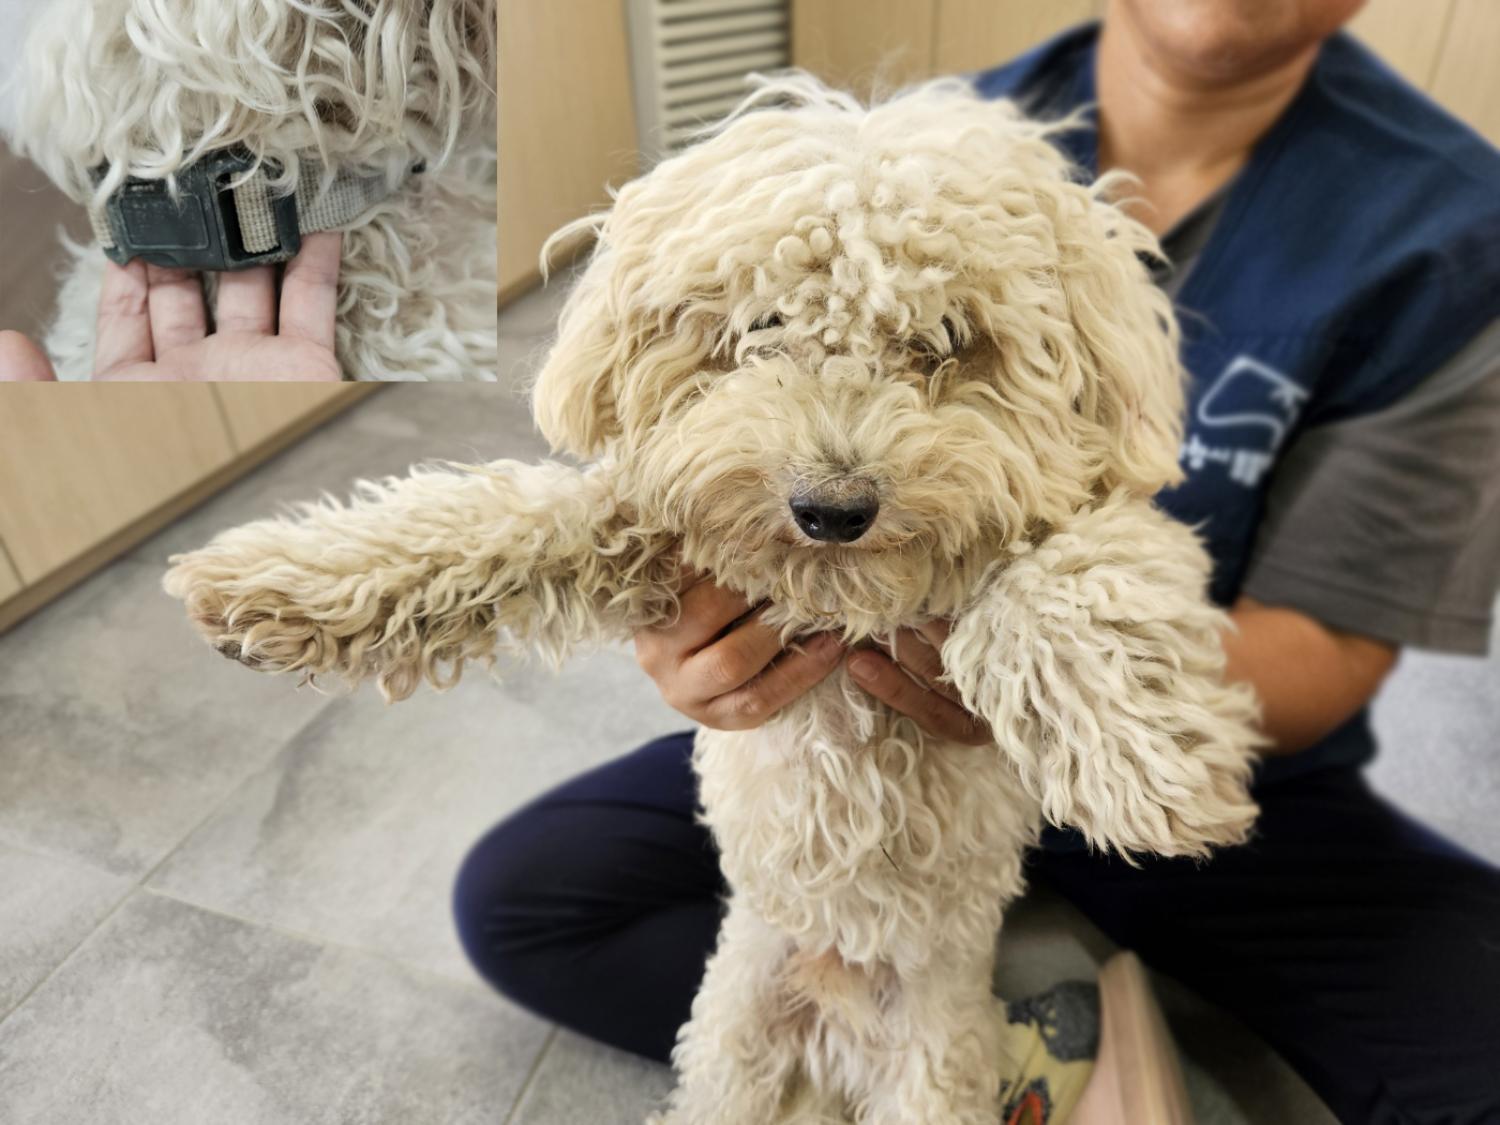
[
  {"x1": 165, "y1": 74, "x2": 1261, "y2": 1124},
  {"x1": 12, "y1": 0, "x2": 496, "y2": 380}
]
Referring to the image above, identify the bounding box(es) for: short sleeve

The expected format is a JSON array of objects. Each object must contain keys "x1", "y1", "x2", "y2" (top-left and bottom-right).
[{"x1": 1241, "y1": 319, "x2": 1500, "y2": 654}]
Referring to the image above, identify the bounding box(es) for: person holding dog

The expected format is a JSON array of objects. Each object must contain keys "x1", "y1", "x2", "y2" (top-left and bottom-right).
[{"x1": 455, "y1": 0, "x2": 1500, "y2": 1121}]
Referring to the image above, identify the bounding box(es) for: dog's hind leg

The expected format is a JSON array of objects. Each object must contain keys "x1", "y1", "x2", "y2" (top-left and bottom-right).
[
  {"x1": 651, "y1": 903, "x2": 817, "y2": 1125},
  {"x1": 852, "y1": 954, "x2": 1004, "y2": 1125},
  {"x1": 164, "y1": 460, "x2": 675, "y2": 700}
]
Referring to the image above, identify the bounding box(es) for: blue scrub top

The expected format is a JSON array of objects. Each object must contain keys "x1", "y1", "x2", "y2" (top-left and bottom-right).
[{"x1": 973, "y1": 25, "x2": 1500, "y2": 785}]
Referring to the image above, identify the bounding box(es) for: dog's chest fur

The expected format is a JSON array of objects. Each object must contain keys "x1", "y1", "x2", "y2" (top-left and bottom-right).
[{"x1": 693, "y1": 666, "x2": 1038, "y2": 972}]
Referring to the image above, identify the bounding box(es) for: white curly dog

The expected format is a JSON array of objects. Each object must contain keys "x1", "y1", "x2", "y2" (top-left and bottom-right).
[
  {"x1": 166, "y1": 76, "x2": 1261, "y2": 1125},
  {"x1": 7, "y1": 0, "x2": 496, "y2": 381}
]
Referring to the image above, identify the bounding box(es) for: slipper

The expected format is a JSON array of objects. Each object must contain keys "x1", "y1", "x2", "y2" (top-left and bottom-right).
[
  {"x1": 998, "y1": 950, "x2": 1194, "y2": 1125},
  {"x1": 1070, "y1": 951, "x2": 1194, "y2": 1125}
]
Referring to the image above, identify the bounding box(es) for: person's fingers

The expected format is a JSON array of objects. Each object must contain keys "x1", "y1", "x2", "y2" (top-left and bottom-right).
[
  {"x1": 703, "y1": 633, "x2": 845, "y2": 730},
  {"x1": 93, "y1": 259, "x2": 155, "y2": 375},
  {"x1": 278, "y1": 231, "x2": 342, "y2": 350},
  {"x1": 0, "y1": 331, "x2": 58, "y2": 381},
  {"x1": 642, "y1": 579, "x2": 756, "y2": 661},
  {"x1": 670, "y1": 556, "x2": 702, "y2": 594},
  {"x1": 847, "y1": 649, "x2": 991, "y2": 745},
  {"x1": 145, "y1": 264, "x2": 209, "y2": 357},
  {"x1": 678, "y1": 608, "x2": 794, "y2": 704},
  {"x1": 214, "y1": 265, "x2": 277, "y2": 335},
  {"x1": 914, "y1": 618, "x2": 953, "y2": 652},
  {"x1": 888, "y1": 628, "x2": 944, "y2": 685},
  {"x1": 890, "y1": 624, "x2": 966, "y2": 706}
]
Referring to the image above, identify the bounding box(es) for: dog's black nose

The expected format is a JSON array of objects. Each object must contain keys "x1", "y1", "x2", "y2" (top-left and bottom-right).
[{"x1": 790, "y1": 495, "x2": 879, "y2": 543}]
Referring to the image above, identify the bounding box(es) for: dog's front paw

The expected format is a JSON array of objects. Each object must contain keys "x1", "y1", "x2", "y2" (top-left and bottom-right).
[
  {"x1": 955, "y1": 628, "x2": 1262, "y2": 860},
  {"x1": 1136, "y1": 720, "x2": 1260, "y2": 857},
  {"x1": 948, "y1": 494, "x2": 1266, "y2": 861},
  {"x1": 1027, "y1": 674, "x2": 1261, "y2": 860},
  {"x1": 164, "y1": 549, "x2": 343, "y2": 679}
]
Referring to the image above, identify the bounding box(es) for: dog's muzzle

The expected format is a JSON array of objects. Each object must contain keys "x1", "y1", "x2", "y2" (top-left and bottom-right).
[{"x1": 89, "y1": 148, "x2": 423, "y2": 272}]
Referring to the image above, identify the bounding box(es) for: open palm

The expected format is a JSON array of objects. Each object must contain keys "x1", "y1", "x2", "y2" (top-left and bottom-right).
[{"x1": 0, "y1": 231, "x2": 343, "y2": 382}]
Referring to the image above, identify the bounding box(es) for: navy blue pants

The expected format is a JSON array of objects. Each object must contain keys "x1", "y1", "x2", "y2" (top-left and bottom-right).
[{"x1": 453, "y1": 732, "x2": 1500, "y2": 1125}]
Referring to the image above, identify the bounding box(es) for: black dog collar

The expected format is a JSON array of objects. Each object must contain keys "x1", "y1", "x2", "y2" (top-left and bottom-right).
[{"x1": 89, "y1": 149, "x2": 424, "y2": 272}]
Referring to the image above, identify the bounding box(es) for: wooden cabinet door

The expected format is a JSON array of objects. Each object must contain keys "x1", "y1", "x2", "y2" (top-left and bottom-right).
[
  {"x1": 792, "y1": 0, "x2": 1102, "y2": 89},
  {"x1": 0, "y1": 385, "x2": 235, "y2": 582},
  {"x1": 213, "y1": 384, "x2": 364, "y2": 451},
  {"x1": 1429, "y1": 0, "x2": 1500, "y2": 145},
  {"x1": 792, "y1": 0, "x2": 937, "y2": 92},
  {"x1": 0, "y1": 551, "x2": 21, "y2": 603},
  {"x1": 1349, "y1": 0, "x2": 1455, "y2": 88},
  {"x1": 934, "y1": 0, "x2": 1098, "y2": 76},
  {"x1": 499, "y1": 0, "x2": 639, "y2": 299}
]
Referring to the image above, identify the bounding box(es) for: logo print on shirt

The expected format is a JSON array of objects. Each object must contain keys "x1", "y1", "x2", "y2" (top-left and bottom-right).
[{"x1": 1181, "y1": 355, "x2": 1309, "y2": 487}]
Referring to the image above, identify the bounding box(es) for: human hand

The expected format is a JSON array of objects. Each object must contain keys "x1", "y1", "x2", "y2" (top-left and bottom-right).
[
  {"x1": 634, "y1": 573, "x2": 845, "y2": 730},
  {"x1": 0, "y1": 231, "x2": 344, "y2": 382},
  {"x1": 0, "y1": 332, "x2": 57, "y2": 380},
  {"x1": 846, "y1": 622, "x2": 993, "y2": 746}
]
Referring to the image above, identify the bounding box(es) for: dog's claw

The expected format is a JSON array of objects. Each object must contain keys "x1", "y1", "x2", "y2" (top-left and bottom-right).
[{"x1": 213, "y1": 637, "x2": 264, "y2": 669}]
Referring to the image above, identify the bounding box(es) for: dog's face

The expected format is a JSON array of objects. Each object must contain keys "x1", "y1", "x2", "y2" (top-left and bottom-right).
[
  {"x1": 14, "y1": 0, "x2": 495, "y2": 202},
  {"x1": 534, "y1": 78, "x2": 1186, "y2": 632}
]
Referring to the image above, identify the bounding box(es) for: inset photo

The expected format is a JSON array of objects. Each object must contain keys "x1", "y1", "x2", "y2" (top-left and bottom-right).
[{"x1": 0, "y1": 0, "x2": 497, "y2": 382}]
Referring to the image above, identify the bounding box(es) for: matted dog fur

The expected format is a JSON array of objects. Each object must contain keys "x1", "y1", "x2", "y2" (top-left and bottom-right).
[
  {"x1": 165, "y1": 75, "x2": 1261, "y2": 1124},
  {"x1": 10, "y1": 0, "x2": 496, "y2": 381}
]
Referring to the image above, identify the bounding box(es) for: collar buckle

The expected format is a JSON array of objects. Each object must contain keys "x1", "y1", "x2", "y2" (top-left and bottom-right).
[{"x1": 98, "y1": 149, "x2": 302, "y2": 272}]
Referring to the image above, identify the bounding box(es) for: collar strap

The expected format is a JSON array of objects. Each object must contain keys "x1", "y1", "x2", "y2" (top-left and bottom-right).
[{"x1": 89, "y1": 148, "x2": 421, "y2": 272}]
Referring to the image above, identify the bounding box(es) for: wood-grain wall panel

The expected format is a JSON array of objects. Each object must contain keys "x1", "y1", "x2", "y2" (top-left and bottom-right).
[
  {"x1": 0, "y1": 548, "x2": 21, "y2": 603},
  {"x1": 499, "y1": 0, "x2": 639, "y2": 295},
  {"x1": 933, "y1": 0, "x2": 1098, "y2": 76},
  {"x1": 0, "y1": 386, "x2": 235, "y2": 582},
  {"x1": 1428, "y1": 0, "x2": 1500, "y2": 145},
  {"x1": 213, "y1": 385, "x2": 366, "y2": 453},
  {"x1": 792, "y1": 0, "x2": 938, "y2": 92},
  {"x1": 0, "y1": 386, "x2": 376, "y2": 634},
  {"x1": 1349, "y1": 0, "x2": 1455, "y2": 88}
]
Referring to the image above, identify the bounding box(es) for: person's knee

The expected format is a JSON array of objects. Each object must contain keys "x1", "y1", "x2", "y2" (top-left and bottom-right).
[
  {"x1": 452, "y1": 749, "x2": 720, "y2": 1028},
  {"x1": 451, "y1": 811, "x2": 556, "y2": 1000}
]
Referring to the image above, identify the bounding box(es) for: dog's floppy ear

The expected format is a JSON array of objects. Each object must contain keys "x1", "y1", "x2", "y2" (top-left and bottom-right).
[
  {"x1": 1052, "y1": 183, "x2": 1187, "y2": 496},
  {"x1": 532, "y1": 183, "x2": 713, "y2": 459},
  {"x1": 530, "y1": 229, "x2": 629, "y2": 457}
]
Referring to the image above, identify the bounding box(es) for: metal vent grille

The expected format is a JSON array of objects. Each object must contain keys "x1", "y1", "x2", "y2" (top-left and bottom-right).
[{"x1": 625, "y1": 0, "x2": 791, "y2": 162}]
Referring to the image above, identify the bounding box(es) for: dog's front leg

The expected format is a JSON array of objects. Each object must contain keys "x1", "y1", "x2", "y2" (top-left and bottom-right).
[
  {"x1": 945, "y1": 491, "x2": 1262, "y2": 859},
  {"x1": 164, "y1": 461, "x2": 674, "y2": 700}
]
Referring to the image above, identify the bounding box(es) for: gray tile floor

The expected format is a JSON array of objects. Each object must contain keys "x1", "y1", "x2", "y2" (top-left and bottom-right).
[{"x1": 0, "y1": 281, "x2": 1493, "y2": 1123}]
